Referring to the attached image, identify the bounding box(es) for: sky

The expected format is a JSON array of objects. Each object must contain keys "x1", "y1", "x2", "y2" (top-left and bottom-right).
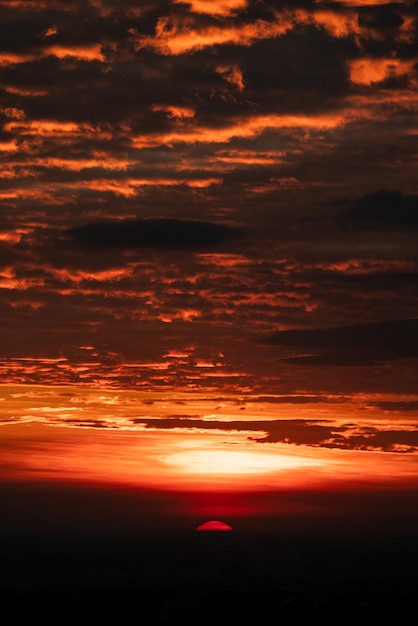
[{"x1": 1, "y1": 0, "x2": 418, "y2": 536}]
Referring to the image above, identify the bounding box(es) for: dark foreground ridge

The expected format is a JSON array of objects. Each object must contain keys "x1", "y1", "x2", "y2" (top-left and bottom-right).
[{"x1": 1, "y1": 529, "x2": 417, "y2": 623}]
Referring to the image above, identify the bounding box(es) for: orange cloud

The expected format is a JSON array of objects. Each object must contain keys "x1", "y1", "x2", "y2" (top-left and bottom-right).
[
  {"x1": 349, "y1": 58, "x2": 417, "y2": 85},
  {"x1": 68, "y1": 177, "x2": 222, "y2": 197},
  {"x1": 0, "y1": 44, "x2": 106, "y2": 67},
  {"x1": 0, "y1": 229, "x2": 31, "y2": 244},
  {"x1": 0, "y1": 52, "x2": 35, "y2": 66},
  {"x1": 151, "y1": 104, "x2": 196, "y2": 119},
  {"x1": 48, "y1": 268, "x2": 134, "y2": 284},
  {"x1": 46, "y1": 44, "x2": 105, "y2": 62},
  {"x1": 196, "y1": 254, "x2": 251, "y2": 268},
  {"x1": 8, "y1": 299, "x2": 45, "y2": 311},
  {"x1": 132, "y1": 6, "x2": 416, "y2": 57},
  {"x1": 0, "y1": 267, "x2": 44, "y2": 291},
  {"x1": 0, "y1": 185, "x2": 72, "y2": 204},
  {"x1": 398, "y1": 15, "x2": 417, "y2": 44},
  {"x1": 131, "y1": 12, "x2": 297, "y2": 55},
  {"x1": 0, "y1": 140, "x2": 18, "y2": 152},
  {"x1": 316, "y1": 3, "x2": 417, "y2": 43},
  {"x1": 347, "y1": 88, "x2": 418, "y2": 113},
  {"x1": 307, "y1": 259, "x2": 418, "y2": 274},
  {"x1": 0, "y1": 107, "x2": 25, "y2": 119},
  {"x1": 216, "y1": 64, "x2": 245, "y2": 90},
  {"x1": 212, "y1": 149, "x2": 284, "y2": 166},
  {"x1": 312, "y1": 9, "x2": 360, "y2": 38},
  {"x1": 40, "y1": 156, "x2": 135, "y2": 171},
  {"x1": 173, "y1": 0, "x2": 248, "y2": 16},
  {"x1": 132, "y1": 112, "x2": 348, "y2": 148},
  {"x1": 3, "y1": 85, "x2": 49, "y2": 96},
  {"x1": 42, "y1": 25, "x2": 59, "y2": 38},
  {"x1": 158, "y1": 309, "x2": 201, "y2": 323},
  {"x1": 4, "y1": 120, "x2": 98, "y2": 136}
]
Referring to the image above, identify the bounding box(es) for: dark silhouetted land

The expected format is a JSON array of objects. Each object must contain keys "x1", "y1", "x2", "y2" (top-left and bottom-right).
[{"x1": 1, "y1": 526, "x2": 417, "y2": 623}]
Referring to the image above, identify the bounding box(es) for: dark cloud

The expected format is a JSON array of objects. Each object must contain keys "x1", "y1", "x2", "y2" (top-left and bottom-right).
[
  {"x1": 255, "y1": 424, "x2": 418, "y2": 453},
  {"x1": 134, "y1": 416, "x2": 345, "y2": 445},
  {"x1": 368, "y1": 400, "x2": 418, "y2": 412},
  {"x1": 241, "y1": 29, "x2": 353, "y2": 108},
  {"x1": 358, "y1": 6, "x2": 405, "y2": 33},
  {"x1": 260, "y1": 318, "x2": 418, "y2": 366},
  {"x1": 131, "y1": 416, "x2": 418, "y2": 452},
  {"x1": 64, "y1": 218, "x2": 241, "y2": 251},
  {"x1": 338, "y1": 190, "x2": 418, "y2": 231}
]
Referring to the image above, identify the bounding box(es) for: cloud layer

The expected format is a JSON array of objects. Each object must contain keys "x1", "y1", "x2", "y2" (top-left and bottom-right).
[{"x1": 0, "y1": 0, "x2": 417, "y2": 401}]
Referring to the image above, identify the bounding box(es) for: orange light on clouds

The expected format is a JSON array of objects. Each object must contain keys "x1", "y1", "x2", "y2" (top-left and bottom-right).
[
  {"x1": 132, "y1": 13, "x2": 297, "y2": 55},
  {"x1": 211, "y1": 149, "x2": 283, "y2": 166},
  {"x1": 0, "y1": 140, "x2": 18, "y2": 152},
  {"x1": 4, "y1": 120, "x2": 98, "y2": 136},
  {"x1": 0, "y1": 420, "x2": 323, "y2": 490},
  {"x1": 3, "y1": 84, "x2": 49, "y2": 96},
  {"x1": 48, "y1": 267, "x2": 134, "y2": 284},
  {"x1": 42, "y1": 25, "x2": 58, "y2": 38},
  {"x1": 173, "y1": 0, "x2": 248, "y2": 16},
  {"x1": 151, "y1": 104, "x2": 196, "y2": 119},
  {"x1": 2, "y1": 386, "x2": 418, "y2": 497},
  {"x1": 0, "y1": 230, "x2": 30, "y2": 244},
  {"x1": 0, "y1": 52, "x2": 35, "y2": 66},
  {"x1": 39, "y1": 156, "x2": 135, "y2": 171},
  {"x1": 45, "y1": 44, "x2": 105, "y2": 62},
  {"x1": 349, "y1": 58, "x2": 417, "y2": 86},
  {"x1": 1, "y1": 0, "x2": 418, "y2": 546},
  {"x1": 312, "y1": 10, "x2": 360, "y2": 38},
  {"x1": 0, "y1": 45, "x2": 105, "y2": 66},
  {"x1": 0, "y1": 107, "x2": 25, "y2": 119},
  {"x1": 0, "y1": 268, "x2": 44, "y2": 291},
  {"x1": 2, "y1": 407, "x2": 417, "y2": 498},
  {"x1": 131, "y1": 7, "x2": 409, "y2": 57},
  {"x1": 131, "y1": 112, "x2": 347, "y2": 148},
  {"x1": 66, "y1": 177, "x2": 222, "y2": 197},
  {"x1": 216, "y1": 64, "x2": 245, "y2": 90}
]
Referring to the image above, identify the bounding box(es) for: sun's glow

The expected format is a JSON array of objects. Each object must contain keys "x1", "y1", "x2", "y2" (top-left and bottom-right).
[{"x1": 165, "y1": 446, "x2": 321, "y2": 476}]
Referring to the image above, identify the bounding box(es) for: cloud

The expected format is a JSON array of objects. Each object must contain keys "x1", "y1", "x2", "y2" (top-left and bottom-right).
[
  {"x1": 172, "y1": 0, "x2": 248, "y2": 16},
  {"x1": 1, "y1": 0, "x2": 417, "y2": 398},
  {"x1": 368, "y1": 400, "x2": 418, "y2": 412},
  {"x1": 131, "y1": 12, "x2": 298, "y2": 56},
  {"x1": 260, "y1": 318, "x2": 418, "y2": 366},
  {"x1": 253, "y1": 422, "x2": 418, "y2": 453},
  {"x1": 133, "y1": 416, "x2": 418, "y2": 453},
  {"x1": 338, "y1": 190, "x2": 418, "y2": 230},
  {"x1": 65, "y1": 218, "x2": 241, "y2": 251},
  {"x1": 348, "y1": 58, "x2": 417, "y2": 86}
]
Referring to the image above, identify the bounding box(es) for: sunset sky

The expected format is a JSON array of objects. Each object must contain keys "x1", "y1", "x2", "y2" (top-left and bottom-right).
[{"x1": 1, "y1": 0, "x2": 418, "y2": 536}]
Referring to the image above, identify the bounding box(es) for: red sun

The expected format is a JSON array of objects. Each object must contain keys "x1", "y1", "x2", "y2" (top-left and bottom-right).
[{"x1": 196, "y1": 520, "x2": 233, "y2": 531}]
